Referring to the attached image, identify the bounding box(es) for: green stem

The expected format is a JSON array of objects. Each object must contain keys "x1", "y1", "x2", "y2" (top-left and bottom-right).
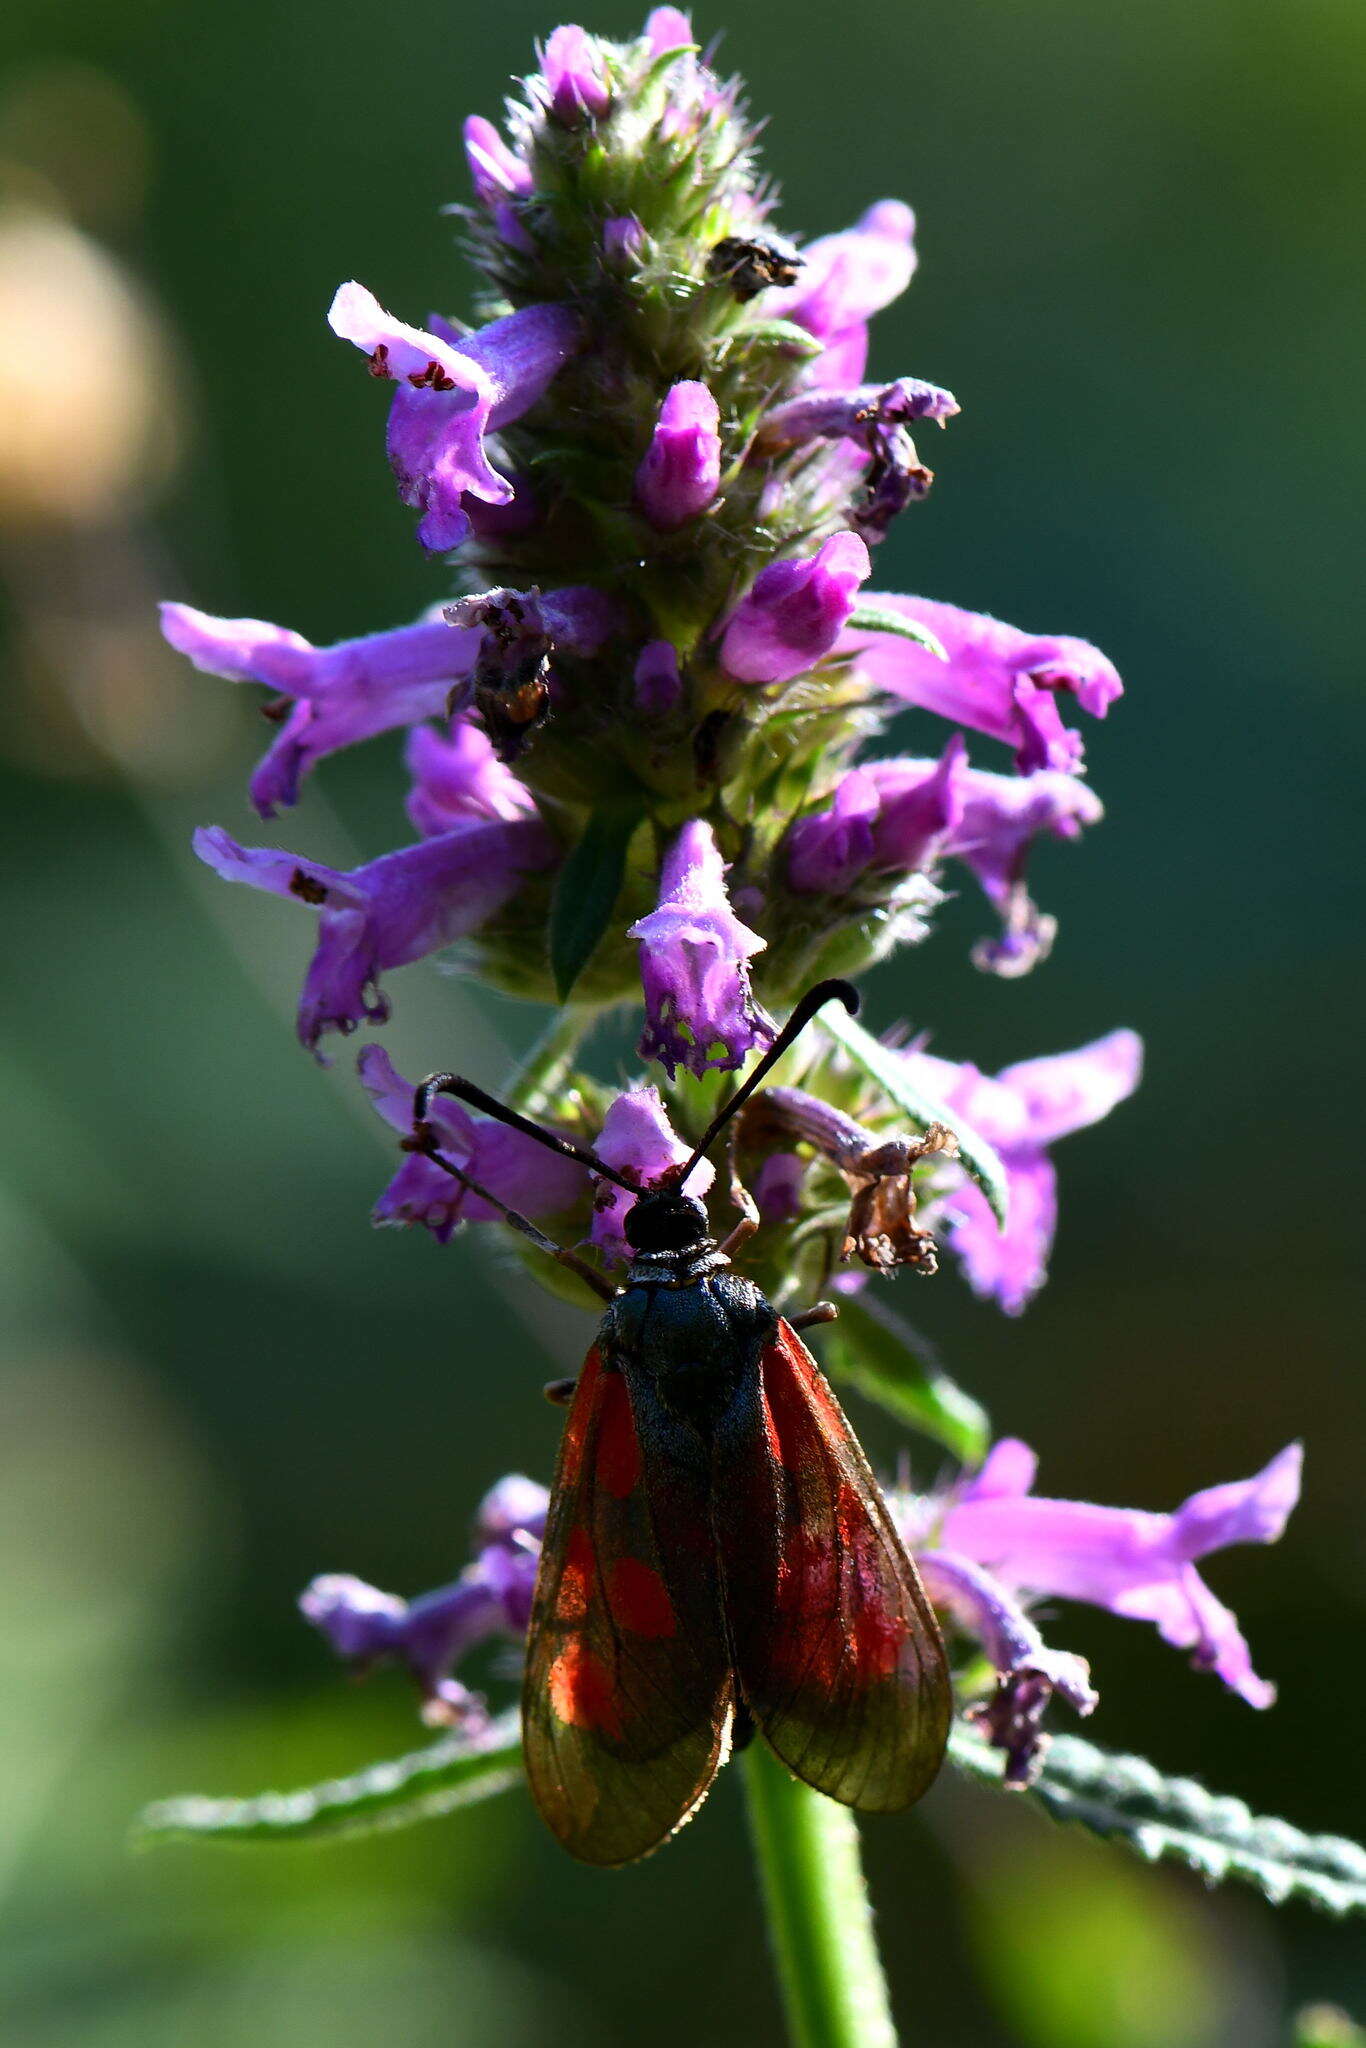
[
  {"x1": 741, "y1": 1743, "x2": 899, "y2": 2048},
  {"x1": 503, "y1": 1005, "x2": 591, "y2": 1116}
]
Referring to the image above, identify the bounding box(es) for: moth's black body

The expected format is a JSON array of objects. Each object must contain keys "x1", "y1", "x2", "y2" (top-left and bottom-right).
[{"x1": 601, "y1": 1191, "x2": 776, "y2": 1441}]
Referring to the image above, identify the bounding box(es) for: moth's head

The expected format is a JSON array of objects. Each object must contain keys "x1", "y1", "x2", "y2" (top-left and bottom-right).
[{"x1": 624, "y1": 1189, "x2": 710, "y2": 1255}]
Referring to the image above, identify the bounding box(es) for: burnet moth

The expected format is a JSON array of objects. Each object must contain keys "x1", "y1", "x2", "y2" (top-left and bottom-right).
[{"x1": 407, "y1": 980, "x2": 952, "y2": 1866}]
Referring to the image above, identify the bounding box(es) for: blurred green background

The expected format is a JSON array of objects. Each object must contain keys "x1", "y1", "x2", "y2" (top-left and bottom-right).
[{"x1": 1, "y1": 0, "x2": 1363, "y2": 2042}]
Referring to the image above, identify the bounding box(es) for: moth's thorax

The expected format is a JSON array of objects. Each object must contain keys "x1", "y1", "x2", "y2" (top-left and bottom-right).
[
  {"x1": 623, "y1": 1238, "x2": 728, "y2": 1291},
  {"x1": 601, "y1": 1268, "x2": 778, "y2": 1435}
]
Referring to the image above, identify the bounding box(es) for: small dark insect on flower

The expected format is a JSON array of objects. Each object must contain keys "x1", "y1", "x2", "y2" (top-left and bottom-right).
[{"x1": 706, "y1": 232, "x2": 803, "y2": 300}]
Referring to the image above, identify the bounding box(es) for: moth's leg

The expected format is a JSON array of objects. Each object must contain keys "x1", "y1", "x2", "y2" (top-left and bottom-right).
[{"x1": 789, "y1": 1300, "x2": 839, "y2": 1332}]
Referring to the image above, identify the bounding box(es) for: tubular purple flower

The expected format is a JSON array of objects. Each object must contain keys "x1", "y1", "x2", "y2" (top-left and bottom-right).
[
  {"x1": 300, "y1": 1473, "x2": 549, "y2": 1723},
  {"x1": 936, "y1": 1437, "x2": 1303, "y2": 1709},
  {"x1": 588, "y1": 1085, "x2": 715, "y2": 1263},
  {"x1": 359, "y1": 1045, "x2": 583, "y2": 1241},
  {"x1": 603, "y1": 214, "x2": 647, "y2": 268},
  {"x1": 842, "y1": 593, "x2": 1123, "y2": 773},
  {"x1": 159, "y1": 604, "x2": 479, "y2": 818},
  {"x1": 462, "y1": 115, "x2": 533, "y2": 205},
  {"x1": 905, "y1": 1030, "x2": 1144, "y2": 1312},
  {"x1": 764, "y1": 200, "x2": 918, "y2": 384},
  {"x1": 918, "y1": 1549, "x2": 1097, "y2": 1785},
  {"x1": 540, "y1": 25, "x2": 611, "y2": 125},
  {"x1": 720, "y1": 530, "x2": 871, "y2": 686},
  {"x1": 193, "y1": 817, "x2": 556, "y2": 1058},
  {"x1": 758, "y1": 378, "x2": 958, "y2": 540},
  {"x1": 634, "y1": 638, "x2": 683, "y2": 714},
  {"x1": 644, "y1": 6, "x2": 693, "y2": 52},
  {"x1": 329, "y1": 285, "x2": 582, "y2": 553},
  {"x1": 627, "y1": 819, "x2": 773, "y2": 1079},
  {"x1": 786, "y1": 737, "x2": 966, "y2": 895},
  {"x1": 404, "y1": 718, "x2": 536, "y2": 836},
  {"x1": 857, "y1": 754, "x2": 1103, "y2": 976},
  {"x1": 634, "y1": 380, "x2": 722, "y2": 531}
]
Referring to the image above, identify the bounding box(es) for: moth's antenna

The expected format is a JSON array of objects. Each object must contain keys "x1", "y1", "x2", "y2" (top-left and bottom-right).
[
  {"x1": 413, "y1": 1073, "x2": 638, "y2": 1192},
  {"x1": 678, "y1": 979, "x2": 860, "y2": 1185}
]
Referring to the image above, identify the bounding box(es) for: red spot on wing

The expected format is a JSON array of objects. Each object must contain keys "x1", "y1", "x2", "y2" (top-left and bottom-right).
[
  {"x1": 595, "y1": 1370, "x2": 643, "y2": 1499},
  {"x1": 607, "y1": 1558, "x2": 677, "y2": 1638},
  {"x1": 555, "y1": 1526, "x2": 595, "y2": 1623},
  {"x1": 548, "y1": 1643, "x2": 624, "y2": 1740},
  {"x1": 561, "y1": 1350, "x2": 604, "y2": 1466}
]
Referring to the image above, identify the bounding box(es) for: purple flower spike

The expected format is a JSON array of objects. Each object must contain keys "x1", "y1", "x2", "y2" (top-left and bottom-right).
[
  {"x1": 330, "y1": 285, "x2": 581, "y2": 554},
  {"x1": 541, "y1": 25, "x2": 611, "y2": 125},
  {"x1": 193, "y1": 817, "x2": 555, "y2": 1058},
  {"x1": 644, "y1": 6, "x2": 693, "y2": 52},
  {"x1": 628, "y1": 819, "x2": 773, "y2": 1079},
  {"x1": 405, "y1": 717, "x2": 536, "y2": 837},
  {"x1": 786, "y1": 737, "x2": 966, "y2": 895},
  {"x1": 463, "y1": 115, "x2": 533, "y2": 205},
  {"x1": 721, "y1": 531, "x2": 871, "y2": 686},
  {"x1": 764, "y1": 200, "x2": 918, "y2": 385},
  {"x1": 634, "y1": 639, "x2": 683, "y2": 715},
  {"x1": 918, "y1": 1549, "x2": 1097, "y2": 1785},
  {"x1": 588, "y1": 1086, "x2": 715, "y2": 1263},
  {"x1": 939, "y1": 1437, "x2": 1303, "y2": 1709},
  {"x1": 300, "y1": 1473, "x2": 549, "y2": 1724},
  {"x1": 906, "y1": 1030, "x2": 1143, "y2": 1312},
  {"x1": 634, "y1": 381, "x2": 722, "y2": 531},
  {"x1": 842, "y1": 593, "x2": 1123, "y2": 773},
  {"x1": 160, "y1": 604, "x2": 479, "y2": 818},
  {"x1": 359, "y1": 1044, "x2": 583, "y2": 1241}
]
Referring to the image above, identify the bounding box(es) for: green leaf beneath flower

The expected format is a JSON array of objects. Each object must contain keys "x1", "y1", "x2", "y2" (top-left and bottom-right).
[
  {"x1": 950, "y1": 1723, "x2": 1366, "y2": 1916},
  {"x1": 844, "y1": 604, "x2": 949, "y2": 662},
  {"x1": 549, "y1": 798, "x2": 646, "y2": 1000},
  {"x1": 136, "y1": 1713, "x2": 523, "y2": 1848},
  {"x1": 819, "y1": 1003, "x2": 1010, "y2": 1228},
  {"x1": 818, "y1": 1292, "x2": 989, "y2": 1464}
]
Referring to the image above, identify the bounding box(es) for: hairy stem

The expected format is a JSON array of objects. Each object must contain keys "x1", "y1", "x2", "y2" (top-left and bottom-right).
[{"x1": 741, "y1": 1743, "x2": 899, "y2": 2048}]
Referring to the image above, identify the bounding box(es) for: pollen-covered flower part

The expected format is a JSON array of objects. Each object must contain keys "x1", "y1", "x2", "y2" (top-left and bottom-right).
[{"x1": 168, "y1": 14, "x2": 1131, "y2": 1333}]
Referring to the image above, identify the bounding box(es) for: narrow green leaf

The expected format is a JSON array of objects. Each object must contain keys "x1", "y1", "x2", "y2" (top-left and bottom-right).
[
  {"x1": 136, "y1": 1713, "x2": 523, "y2": 1848},
  {"x1": 820, "y1": 1004, "x2": 1010, "y2": 1228},
  {"x1": 950, "y1": 1723, "x2": 1366, "y2": 1916},
  {"x1": 845, "y1": 604, "x2": 949, "y2": 661},
  {"x1": 819, "y1": 1293, "x2": 989, "y2": 1463},
  {"x1": 548, "y1": 799, "x2": 644, "y2": 1000}
]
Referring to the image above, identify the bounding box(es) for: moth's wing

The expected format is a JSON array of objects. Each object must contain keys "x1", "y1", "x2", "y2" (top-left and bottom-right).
[
  {"x1": 522, "y1": 1347, "x2": 733, "y2": 1866},
  {"x1": 714, "y1": 1319, "x2": 951, "y2": 1813}
]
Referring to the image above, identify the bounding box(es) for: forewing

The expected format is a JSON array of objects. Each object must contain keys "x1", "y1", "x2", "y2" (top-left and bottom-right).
[
  {"x1": 523, "y1": 1347, "x2": 733, "y2": 1865},
  {"x1": 715, "y1": 1320, "x2": 951, "y2": 1813}
]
